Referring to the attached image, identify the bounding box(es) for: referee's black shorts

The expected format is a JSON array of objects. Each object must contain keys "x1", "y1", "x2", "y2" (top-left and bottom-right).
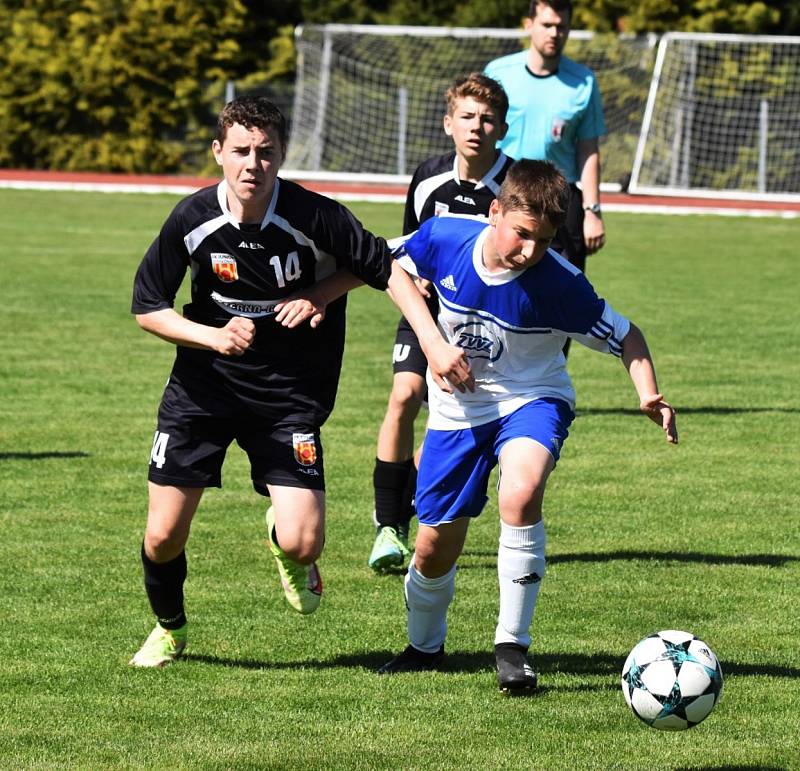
[{"x1": 551, "y1": 183, "x2": 588, "y2": 274}]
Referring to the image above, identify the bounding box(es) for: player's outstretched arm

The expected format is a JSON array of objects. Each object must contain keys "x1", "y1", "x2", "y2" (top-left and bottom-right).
[
  {"x1": 387, "y1": 261, "x2": 474, "y2": 394},
  {"x1": 274, "y1": 269, "x2": 364, "y2": 329},
  {"x1": 136, "y1": 308, "x2": 255, "y2": 356},
  {"x1": 621, "y1": 323, "x2": 678, "y2": 444}
]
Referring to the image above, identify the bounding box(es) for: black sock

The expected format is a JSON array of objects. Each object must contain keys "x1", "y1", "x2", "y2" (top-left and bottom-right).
[
  {"x1": 141, "y1": 544, "x2": 187, "y2": 629},
  {"x1": 373, "y1": 458, "x2": 413, "y2": 528},
  {"x1": 399, "y1": 463, "x2": 418, "y2": 526}
]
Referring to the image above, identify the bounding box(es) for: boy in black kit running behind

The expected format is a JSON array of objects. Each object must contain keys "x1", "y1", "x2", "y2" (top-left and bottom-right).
[
  {"x1": 369, "y1": 73, "x2": 513, "y2": 572},
  {"x1": 129, "y1": 96, "x2": 471, "y2": 667}
]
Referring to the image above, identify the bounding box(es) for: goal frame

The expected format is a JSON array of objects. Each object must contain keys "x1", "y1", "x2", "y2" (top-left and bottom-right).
[{"x1": 628, "y1": 31, "x2": 800, "y2": 202}]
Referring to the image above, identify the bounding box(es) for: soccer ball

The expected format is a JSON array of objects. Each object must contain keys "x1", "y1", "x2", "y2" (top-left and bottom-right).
[{"x1": 621, "y1": 630, "x2": 723, "y2": 730}]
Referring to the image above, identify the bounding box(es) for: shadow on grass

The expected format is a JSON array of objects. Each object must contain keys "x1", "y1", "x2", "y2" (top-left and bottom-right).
[
  {"x1": 0, "y1": 451, "x2": 90, "y2": 460},
  {"x1": 182, "y1": 650, "x2": 800, "y2": 681},
  {"x1": 675, "y1": 767, "x2": 785, "y2": 771},
  {"x1": 576, "y1": 406, "x2": 799, "y2": 416},
  {"x1": 458, "y1": 550, "x2": 799, "y2": 568}
]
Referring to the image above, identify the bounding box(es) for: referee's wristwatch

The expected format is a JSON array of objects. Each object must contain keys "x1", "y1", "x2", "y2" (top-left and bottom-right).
[{"x1": 583, "y1": 202, "x2": 602, "y2": 215}]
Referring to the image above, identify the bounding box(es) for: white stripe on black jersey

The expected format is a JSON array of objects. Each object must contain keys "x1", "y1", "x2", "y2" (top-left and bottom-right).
[
  {"x1": 403, "y1": 150, "x2": 514, "y2": 234},
  {"x1": 132, "y1": 178, "x2": 393, "y2": 425}
]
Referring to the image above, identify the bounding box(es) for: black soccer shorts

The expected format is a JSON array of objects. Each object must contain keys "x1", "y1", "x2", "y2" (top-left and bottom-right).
[
  {"x1": 550, "y1": 184, "x2": 588, "y2": 273},
  {"x1": 148, "y1": 383, "x2": 325, "y2": 496},
  {"x1": 391, "y1": 294, "x2": 439, "y2": 377}
]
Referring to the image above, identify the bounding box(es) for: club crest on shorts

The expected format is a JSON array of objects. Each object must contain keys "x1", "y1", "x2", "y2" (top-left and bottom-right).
[
  {"x1": 211, "y1": 253, "x2": 238, "y2": 282},
  {"x1": 292, "y1": 433, "x2": 317, "y2": 466}
]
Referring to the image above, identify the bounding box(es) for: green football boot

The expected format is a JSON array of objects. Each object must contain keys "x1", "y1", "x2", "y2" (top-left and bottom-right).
[
  {"x1": 368, "y1": 524, "x2": 411, "y2": 572},
  {"x1": 266, "y1": 506, "x2": 322, "y2": 614},
  {"x1": 129, "y1": 622, "x2": 187, "y2": 668}
]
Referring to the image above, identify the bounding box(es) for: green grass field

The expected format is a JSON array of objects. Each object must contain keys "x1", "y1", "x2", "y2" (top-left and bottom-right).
[{"x1": 1, "y1": 188, "x2": 798, "y2": 769}]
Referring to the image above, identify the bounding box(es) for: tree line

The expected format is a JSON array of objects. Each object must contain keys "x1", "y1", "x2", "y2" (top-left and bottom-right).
[{"x1": 1, "y1": 0, "x2": 797, "y2": 174}]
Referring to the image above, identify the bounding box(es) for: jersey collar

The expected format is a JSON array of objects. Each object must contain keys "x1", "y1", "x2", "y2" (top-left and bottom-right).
[
  {"x1": 472, "y1": 224, "x2": 523, "y2": 286},
  {"x1": 452, "y1": 151, "x2": 510, "y2": 193},
  {"x1": 216, "y1": 178, "x2": 281, "y2": 230}
]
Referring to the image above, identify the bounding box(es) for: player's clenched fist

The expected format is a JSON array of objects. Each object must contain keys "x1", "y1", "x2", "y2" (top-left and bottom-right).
[{"x1": 215, "y1": 316, "x2": 255, "y2": 356}]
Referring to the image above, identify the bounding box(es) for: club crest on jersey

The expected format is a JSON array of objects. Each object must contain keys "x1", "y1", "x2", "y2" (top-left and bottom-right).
[
  {"x1": 453, "y1": 321, "x2": 504, "y2": 362},
  {"x1": 211, "y1": 253, "x2": 238, "y2": 282},
  {"x1": 434, "y1": 201, "x2": 450, "y2": 217},
  {"x1": 292, "y1": 433, "x2": 317, "y2": 466},
  {"x1": 551, "y1": 118, "x2": 566, "y2": 143}
]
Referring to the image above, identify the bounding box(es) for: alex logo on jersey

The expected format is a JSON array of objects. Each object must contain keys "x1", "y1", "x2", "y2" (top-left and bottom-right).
[
  {"x1": 453, "y1": 321, "x2": 504, "y2": 362},
  {"x1": 211, "y1": 253, "x2": 238, "y2": 282}
]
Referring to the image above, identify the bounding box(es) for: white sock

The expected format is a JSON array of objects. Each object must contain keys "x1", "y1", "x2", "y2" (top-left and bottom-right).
[
  {"x1": 495, "y1": 520, "x2": 546, "y2": 649},
  {"x1": 405, "y1": 560, "x2": 456, "y2": 653}
]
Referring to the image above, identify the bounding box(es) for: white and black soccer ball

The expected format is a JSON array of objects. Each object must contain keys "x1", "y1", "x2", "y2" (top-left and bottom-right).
[{"x1": 621, "y1": 630, "x2": 723, "y2": 731}]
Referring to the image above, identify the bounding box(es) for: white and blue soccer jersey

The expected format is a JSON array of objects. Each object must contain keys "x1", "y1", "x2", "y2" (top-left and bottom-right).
[
  {"x1": 392, "y1": 215, "x2": 630, "y2": 430},
  {"x1": 484, "y1": 52, "x2": 606, "y2": 183}
]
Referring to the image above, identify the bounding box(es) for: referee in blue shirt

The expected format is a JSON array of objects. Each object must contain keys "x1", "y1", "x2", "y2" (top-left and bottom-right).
[{"x1": 485, "y1": 0, "x2": 607, "y2": 282}]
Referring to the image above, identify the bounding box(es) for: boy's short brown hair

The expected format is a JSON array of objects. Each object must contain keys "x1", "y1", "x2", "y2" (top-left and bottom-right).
[
  {"x1": 215, "y1": 95, "x2": 288, "y2": 150},
  {"x1": 445, "y1": 73, "x2": 509, "y2": 124},
  {"x1": 497, "y1": 160, "x2": 569, "y2": 229}
]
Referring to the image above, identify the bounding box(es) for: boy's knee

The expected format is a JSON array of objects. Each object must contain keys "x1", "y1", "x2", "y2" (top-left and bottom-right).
[
  {"x1": 388, "y1": 380, "x2": 425, "y2": 416},
  {"x1": 144, "y1": 527, "x2": 186, "y2": 562},
  {"x1": 279, "y1": 527, "x2": 324, "y2": 564},
  {"x1": 498, "y1": 485, "x2": 546, "y2": 526}
]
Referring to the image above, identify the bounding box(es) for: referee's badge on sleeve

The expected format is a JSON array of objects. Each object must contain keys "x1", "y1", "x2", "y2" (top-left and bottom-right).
[
  {"x1": 292, "y1": 433, "x2": 317, "y2": 466},
  {"x1": 211, "y1": 253, "x2": 239, "y2": 282}
]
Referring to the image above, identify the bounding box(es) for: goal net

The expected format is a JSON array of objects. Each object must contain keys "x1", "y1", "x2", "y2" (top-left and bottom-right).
[
  {"x1": 630, "y1": 32, "x2": 800, "y2": 201},
  {"x1": 286, "y1": 24, "x2": 657, "y2": 189}
]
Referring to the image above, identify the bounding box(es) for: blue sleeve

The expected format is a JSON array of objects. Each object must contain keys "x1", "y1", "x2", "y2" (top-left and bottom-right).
[
  {"x1": 391, "y1": 218, "x2": 437, "y2": 281},
  {"x1": 577, "y1": 75, "x2": 606, "y2": 141},
  {"x1": 565, "y1": 274, "x2": 629, "y2": 355}
]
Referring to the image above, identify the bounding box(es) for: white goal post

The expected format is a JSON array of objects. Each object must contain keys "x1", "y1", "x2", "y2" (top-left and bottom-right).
[
  {"x1": 629, "y1": 32, "x2": 800, "y2": 201},
  {"x1": 285, "y1": 23, "x2": 657, "y2": 191}
]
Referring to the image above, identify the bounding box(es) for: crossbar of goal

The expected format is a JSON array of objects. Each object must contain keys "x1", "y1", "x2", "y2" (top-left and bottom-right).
[{"x1": 286, "y1": 23, "x2": 647, "y2": 190}]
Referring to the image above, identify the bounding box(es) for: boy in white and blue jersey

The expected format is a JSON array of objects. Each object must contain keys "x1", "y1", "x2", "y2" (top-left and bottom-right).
[{"x1": 377, "y1": 160, "x2": 678, "y2": 693}]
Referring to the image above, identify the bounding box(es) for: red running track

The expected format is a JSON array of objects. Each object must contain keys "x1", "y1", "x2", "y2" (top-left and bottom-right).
[{"x1": 1, "y1": 168, "x2": 798, "y2": 217}]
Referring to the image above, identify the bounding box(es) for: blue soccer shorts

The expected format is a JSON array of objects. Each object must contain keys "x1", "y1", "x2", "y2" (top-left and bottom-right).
[{"x1": 415, "y1": 398, "x2": 574, "y2": 526}]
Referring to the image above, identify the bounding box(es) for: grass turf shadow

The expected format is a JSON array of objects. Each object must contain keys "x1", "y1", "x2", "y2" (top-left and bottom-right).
[
  {"x1": 458, "y1": 549, "x2": 799, "y2": 569},
  {"x1": 181, "y1": 649, "x2": 800, "y2": 681}
]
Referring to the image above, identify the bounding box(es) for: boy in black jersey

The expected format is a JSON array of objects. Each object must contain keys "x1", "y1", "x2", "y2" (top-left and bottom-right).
[
  {"x1": 369, "y1": 73, "x2": 513, "y2": 572},
  {"x1": 129, "y1": 96, "x2": 472, "y2": 667}
]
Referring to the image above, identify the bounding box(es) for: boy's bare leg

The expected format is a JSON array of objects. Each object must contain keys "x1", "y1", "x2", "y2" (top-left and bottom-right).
[
  {"x1": 265, "y1": 486, "x2": 325, "y2": 614},
  {"x1": 131, "y1": 484, "x2": 204, "y2": 667}
]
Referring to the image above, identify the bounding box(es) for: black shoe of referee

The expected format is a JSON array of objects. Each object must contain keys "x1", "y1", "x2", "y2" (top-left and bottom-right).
[
  {"x1": 495, "y1": 643, "x2": 538, "y2": 694},
  {"x1": 377, "y1": 644, "x2": 444, "y2": 674}
]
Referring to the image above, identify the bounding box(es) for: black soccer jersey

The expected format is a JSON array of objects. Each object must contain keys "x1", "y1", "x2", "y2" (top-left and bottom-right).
[
  {"x1": 403, "y1": 150, "x2": 514, "y2": 234},
  {"x1": 132, "y1": 178, "x2": 393, "y2": 426}
]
